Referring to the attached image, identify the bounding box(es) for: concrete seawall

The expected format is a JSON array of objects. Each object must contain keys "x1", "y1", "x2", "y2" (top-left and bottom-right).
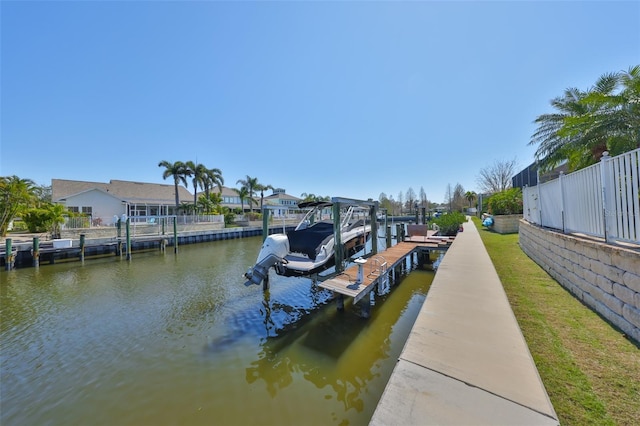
[{"x1": 369, "y1": 220, "x2": 558, "y2": 425}]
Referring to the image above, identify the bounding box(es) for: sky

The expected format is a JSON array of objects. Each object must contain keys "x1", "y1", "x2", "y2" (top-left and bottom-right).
[{"x1": 1, "y1": 1, "x2": 639, "y2": 204}]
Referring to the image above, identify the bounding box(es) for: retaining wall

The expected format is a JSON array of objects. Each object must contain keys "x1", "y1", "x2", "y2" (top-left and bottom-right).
[
  {"x1": 493, "y1": 214, "x2": 521, "y2": 234},
  {"x1": 519, "y1": 220, "x2": 640, "y2": 343}
]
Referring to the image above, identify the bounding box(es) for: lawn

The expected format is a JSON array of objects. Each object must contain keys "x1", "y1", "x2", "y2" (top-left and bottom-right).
[{"x1": 472, "y1": 217, "x2": 640, "y2": 426}]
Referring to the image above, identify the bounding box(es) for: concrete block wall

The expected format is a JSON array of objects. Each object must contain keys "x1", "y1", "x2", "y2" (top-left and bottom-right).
[
  {"x1": 519, "y1": 220, "x2": 640, "y2": 343},
  {"x1": 493, "y1": 214, "x2": 521, "y2": 234}
]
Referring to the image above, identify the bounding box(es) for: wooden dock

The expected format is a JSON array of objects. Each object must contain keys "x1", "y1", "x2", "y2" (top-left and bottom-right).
[{"x1": 319, "y1": 233, "x2": 455, "y2": 311}]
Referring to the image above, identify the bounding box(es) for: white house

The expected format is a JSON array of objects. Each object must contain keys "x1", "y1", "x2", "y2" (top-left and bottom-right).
[{"x1": 52, "y1": 179, "x2": 193, "y2": 226}]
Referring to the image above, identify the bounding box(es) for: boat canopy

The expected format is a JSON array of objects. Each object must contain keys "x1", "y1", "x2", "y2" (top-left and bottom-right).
[
  {"x1": 286, "y1": 222, "x2": 334, "y2": 260},
  {"x1": 297, "y1": 201, "x2": 333, "y2": 209}
]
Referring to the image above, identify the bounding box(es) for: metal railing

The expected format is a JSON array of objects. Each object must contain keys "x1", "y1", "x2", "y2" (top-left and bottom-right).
[
  {"x1": 63, "y1": 214, "x2": 224, "y2": 229},
  {"x1": 523, "y1": 148, "x2": 639, "y2": 244}
]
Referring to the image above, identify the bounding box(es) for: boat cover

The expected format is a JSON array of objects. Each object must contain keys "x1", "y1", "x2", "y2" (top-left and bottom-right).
[{"x1": 287, "y1": 222, "x2": 334, "y2": 260}]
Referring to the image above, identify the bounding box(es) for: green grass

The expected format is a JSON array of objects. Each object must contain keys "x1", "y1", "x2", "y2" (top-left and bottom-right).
[{"x1": 472, "y1": 217, "x2": 640, "y2": 426}]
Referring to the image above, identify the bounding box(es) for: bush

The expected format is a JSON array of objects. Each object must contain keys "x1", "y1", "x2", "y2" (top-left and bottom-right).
[
  {"x1": 487, "y1": 188, "x2": 523, "y2": 215},
  {"x1": 432, "y1": 211, "x2": 466, "y2": 236}
]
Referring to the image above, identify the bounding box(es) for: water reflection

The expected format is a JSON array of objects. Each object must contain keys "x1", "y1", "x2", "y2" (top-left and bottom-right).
[
  {"x1": 246, "y1": 269, "x2": 434, "y2": 414},
  {"x1": 1, "y1": 235, "x2": 437, "y2": 426}
]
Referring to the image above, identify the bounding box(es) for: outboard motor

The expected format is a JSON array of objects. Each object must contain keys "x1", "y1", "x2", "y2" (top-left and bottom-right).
[{"x1": 244, "y1": 234, "x2": 289, "y2": 286}]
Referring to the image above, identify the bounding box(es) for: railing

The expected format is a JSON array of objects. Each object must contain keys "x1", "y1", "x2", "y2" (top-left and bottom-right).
[
  {"x1": 63, "y1": 214, "x2": 224, "y2": 229},
  {"x1": 523, "y1": 149, "x2": 639, "y2": 244}
]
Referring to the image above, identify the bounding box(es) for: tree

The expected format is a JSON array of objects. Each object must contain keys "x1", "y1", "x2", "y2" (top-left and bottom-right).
[
  {"x1": 233, "y1": 186, "x2": 252, "y2": 213},
  {"x1": 465, "y1": 191, "x2": 477, "y2": 208},
  {"x1": 529, "y1": 66, "x2": 640, "y2": 172},
  {"x1": 255, "y1": 182, "x2": 274, "y2": 211},
  {"x1": 419, "y1": 187, "x2": 427, "y2": 208},
  {"x1": 397, "y1": 191, "x2": 404, "y2": 214},
  {"x1": 186, "y1": 161, "x2": 208, "y2": 210},
  {"x1": 452, "y1": 183, "x2": 466, "y2": 212},
  {"x1": 158, "y1": 160, "x2": 191, "y2": 210},
  {"x1": 406, "y1": 187, "x2": 416, "y2": 213},
  {"x1": 202, "y1": 167, "x2": 224, "y2": 200},
  {"x1": 444, "y1": 184, "x2": 453, "y2": 212},
  {"x1": 236, "y1": 175, "x2": 259, "y2": 213},
  {"x1": 476, "y1": 159, "x2": 517, "y2": 194},
  {"x1": 0, "y1": 176, "x2": 38, "y2": 236}
]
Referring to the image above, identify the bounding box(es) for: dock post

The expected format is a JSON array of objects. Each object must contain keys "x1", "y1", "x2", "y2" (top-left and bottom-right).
[
  {"x1": 33, "y1": 237, "x2": 40, "y2": 267},
  {"x1": 126, "y1": 218, "x2": 132, "y2": 260},
  {"x1": 421, "y1": 207, "x2": 426, "y2": 225},
  {"x1": 262, "y1": 208, "x2": 269, "y2": 242},
  {"x1": 80, "y1": 234, "x2": 86, "y2": 262},
  {"x1": 386, "y1": 226, "x2": 392, "y2": 248},
  {"x1": 370, "y1": 204, "x2": 378, "y2": 255},
  {"x1": 333, "y1": 203, "x2": 343, "y2": 273},
  {"x1": 396, "y1": 224, "x2": 403, "y2": 243},
  {"x1": 336, "y1": 294, "x2": 344, "y2": 311},
  {"x1": 173, "y1": 216, "x2": 178, "y2": 253},
  {"x1": 359, "y1": 297, "x2": 371, "y2": 319},
  {"x1": 5, "y1": 238, "x2": 13, "y2": 271},
  {"x1": 116, "y1": 219, "x2": 122, "y2": 256}
]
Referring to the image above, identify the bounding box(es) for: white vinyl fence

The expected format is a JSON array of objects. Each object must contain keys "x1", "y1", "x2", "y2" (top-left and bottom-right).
[{"x1": 523, "y1": 149, "x2": 640, "y2": 245}]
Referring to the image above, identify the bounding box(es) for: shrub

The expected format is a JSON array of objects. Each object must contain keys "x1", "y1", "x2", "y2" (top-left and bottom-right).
[
  {"x1": 487, "y1": 188, "x2": 523, "y2": 215},
  {"x1": 432, "y1": 211, "x2": 466, "y2": 236}
]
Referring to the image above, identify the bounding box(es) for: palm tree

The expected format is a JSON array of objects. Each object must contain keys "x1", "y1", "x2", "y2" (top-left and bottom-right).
[
  {"x1": 465, "y1": 191, "x2": 477, "y2": 208},
  {"x1": 186, "y1": 161, "x2": 208, "y2": 209},
  {"x1": 202, "y1": 167, "x2": 224, "y2": 200},
  {"x1": 578, "y1": 65, "x2": 640, "y2": 156},
  {"x1": 236, "y1": 175, "x2": 258, "y2": 212},
  {"x1": 530, "y1": 67, "x2": 640, "y2": 172},
  {"x1": 255, "y1": 182, "x2": 274, "y2": 212},
  {"x1": 233, "y1": 186, "x2": 251, "y2": 213},
  {"x1": 158, "y1": 160, "x2": 191, "y2": 211},
  {"x1": 0, "y1": 176, "x2": 37, "y2": 236}
]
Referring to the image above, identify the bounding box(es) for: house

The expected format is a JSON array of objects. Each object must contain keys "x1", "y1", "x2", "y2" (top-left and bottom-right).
[
  {"x1": 52, "y1": 179, "x2": 302, "y2": 225},
  {"x1": 512, "y1": 162, "x2": 570, "y2": 189},
  {"x1": 52, "y1": 178, "x2": 194, "y2": 226},
  {"x1": 263, "y1": 188, "x2": 302, "y2": 217},
  {"x1": 208, "y1": 186, "x2": 245, "y2": 211}
]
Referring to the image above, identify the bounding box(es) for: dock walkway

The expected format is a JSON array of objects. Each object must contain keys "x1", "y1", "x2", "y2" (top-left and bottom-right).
[
  {"x1": 369, "y1": 220, "x2": 559, "y2": 425},
  {"x1": 319, "y1": 235, "x2": 454, "y2": 304}
]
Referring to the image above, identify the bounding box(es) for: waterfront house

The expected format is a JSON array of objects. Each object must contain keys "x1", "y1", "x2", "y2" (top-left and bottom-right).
[
  {"x1": 52, "y1": 178, "x2": 193, "y2": 226},
  {"x1": 263, "y1": 189, "x2": 302, "y2": 217}
]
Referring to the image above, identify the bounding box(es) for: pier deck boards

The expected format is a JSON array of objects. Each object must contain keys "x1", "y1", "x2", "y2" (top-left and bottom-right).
[{"x1": 319, "y1": 236, "x2": 454, "y2": 302}]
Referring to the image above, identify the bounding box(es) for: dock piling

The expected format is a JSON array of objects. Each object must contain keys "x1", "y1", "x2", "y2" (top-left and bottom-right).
[
  {"x1": 173, "y1": 216, "x2": 178, "y2": 254},
  {"x1": 126, "y1": 218, "x2": 132, "y2": 260},
  {"x1": 5, "y1": 238, "x2": 14, "y2": 271},
  {"x1": 33, "y1": 237, "x2": 40, "y2": 267},
  {"x1": 80, "y1": 234, "x2": 86, "y2": 262}
]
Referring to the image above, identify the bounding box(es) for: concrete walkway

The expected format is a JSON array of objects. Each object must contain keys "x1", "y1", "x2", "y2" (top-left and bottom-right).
[{"x1": 369, "y1": 220, "x2": 559, "y2": 425}]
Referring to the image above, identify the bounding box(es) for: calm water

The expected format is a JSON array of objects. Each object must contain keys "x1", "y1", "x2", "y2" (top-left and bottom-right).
[{"x1": 1, "y1": 235, "x2": 436, "y2": 426}]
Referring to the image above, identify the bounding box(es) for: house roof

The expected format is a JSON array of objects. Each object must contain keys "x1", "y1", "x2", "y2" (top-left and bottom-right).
[
  {"x1": 52, "y1": 179, "x2": 193, "y2": 204},
  {"x1": 264, "y1": 192, "x2": 301, "y2": 202},
  {"x1": 209, "y1": 185, "x2": 242, "y2": 197}
]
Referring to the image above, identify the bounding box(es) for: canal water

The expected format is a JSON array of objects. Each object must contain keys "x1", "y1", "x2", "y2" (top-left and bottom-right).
[{"x1": 1, "y1": 235, "x2": 437, "y2": 426}]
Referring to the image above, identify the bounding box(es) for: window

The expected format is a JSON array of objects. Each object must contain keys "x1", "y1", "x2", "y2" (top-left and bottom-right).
[
  {"x1": 82, "y1": 207, "x2": 92, "y2": 215},
  {"x1": 68, "y1": 206, "x2": 79, "y2": 213}
]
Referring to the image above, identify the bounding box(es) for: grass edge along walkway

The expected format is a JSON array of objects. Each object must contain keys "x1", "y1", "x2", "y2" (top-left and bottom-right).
[{"x1": 472, "y1": 217, "x2": 639, "y2": 426}]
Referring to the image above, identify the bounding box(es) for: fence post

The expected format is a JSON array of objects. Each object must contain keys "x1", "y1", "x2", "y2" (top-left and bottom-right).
[
  {"x1": 559, "y1": 171, "x2": 565, "y2": 233},
  {"x1": 600, "y1": 151, "x2": 612, "y2": 243},
  {"x1": 537, "y1": 168, "x2": 542, "y2": 226}
]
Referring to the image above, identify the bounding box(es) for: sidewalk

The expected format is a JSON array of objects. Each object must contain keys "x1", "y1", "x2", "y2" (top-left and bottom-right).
[{"x1": 369, "y1": 220, "x2": 559, "y2": 425}]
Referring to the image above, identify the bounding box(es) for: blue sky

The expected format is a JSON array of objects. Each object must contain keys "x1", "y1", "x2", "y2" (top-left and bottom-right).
[{"x1": 1, "y1": 1, "x2": 639, "y2": 204}]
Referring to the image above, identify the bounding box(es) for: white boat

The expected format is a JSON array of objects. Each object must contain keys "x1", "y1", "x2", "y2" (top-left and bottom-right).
[{"x1": 244, "y1": 201, "x2": 372, "y2": 286}]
